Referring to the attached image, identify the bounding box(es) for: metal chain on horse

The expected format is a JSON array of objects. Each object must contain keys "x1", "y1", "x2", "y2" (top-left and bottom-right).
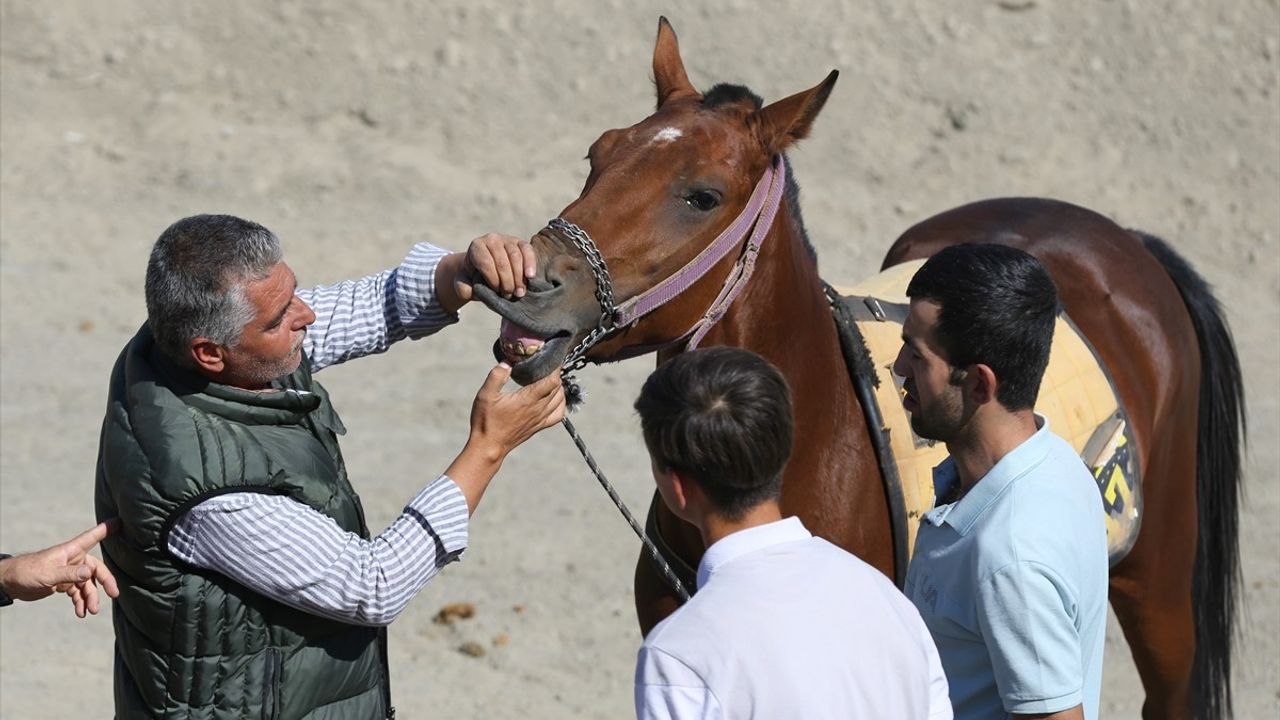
[
  {"x1": 546, "y1": 217, "x2": 692, "y2": 603},
  {"x1": 548, "y1": 218, "x2": 617, "y2": 375}
]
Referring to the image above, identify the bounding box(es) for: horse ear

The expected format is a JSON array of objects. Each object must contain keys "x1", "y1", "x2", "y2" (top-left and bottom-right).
[
  {"x1": 653, "y1": 17, "x2": 699, "y2": 108},
  {"x1": 751, "y1": 70, "x2": 839, "y2": 155}
]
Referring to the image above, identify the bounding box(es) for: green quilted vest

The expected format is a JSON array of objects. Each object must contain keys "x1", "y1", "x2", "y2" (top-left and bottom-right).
[{"x1": 95, "y1": 325, "x2": 392, "y2": 719}]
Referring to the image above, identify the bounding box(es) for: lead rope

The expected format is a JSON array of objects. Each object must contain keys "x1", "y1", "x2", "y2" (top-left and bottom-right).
[
  {"x1": 559, "y1": 415, "x2": 691, "y2": 602},
  {"x1": 547, "y1": 217, "x2": 693, "y2": 603}
]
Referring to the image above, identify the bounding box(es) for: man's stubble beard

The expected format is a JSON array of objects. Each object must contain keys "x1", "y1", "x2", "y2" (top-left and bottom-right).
[
  {"x1": 909, "y1": 385, "x2": 966, "y2": 443},
  {"x1": 242, "y1": 330, "x2": 306, "y2": 387}
]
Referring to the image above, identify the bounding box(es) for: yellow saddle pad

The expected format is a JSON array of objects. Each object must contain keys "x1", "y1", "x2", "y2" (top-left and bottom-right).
[{"x1": 834, "y1": 260, "x2": 1141, "y2": 567}]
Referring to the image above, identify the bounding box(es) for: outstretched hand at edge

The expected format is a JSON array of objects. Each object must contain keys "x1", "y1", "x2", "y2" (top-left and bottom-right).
[{"x1": 0, "y1": 519, "x2": 121, "y2": 617}]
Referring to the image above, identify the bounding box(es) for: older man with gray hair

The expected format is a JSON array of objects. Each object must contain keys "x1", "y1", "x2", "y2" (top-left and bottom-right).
[{"x1": 95, "y1": 214, "x2": 565, "y2": 719}]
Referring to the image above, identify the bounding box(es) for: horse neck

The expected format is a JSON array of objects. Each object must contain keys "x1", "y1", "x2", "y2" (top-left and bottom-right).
[
  {"x1": 707, "y1": 210, "x2": 846, "y2": 401},
  {"x1": 712, "y1": 207, "x2": 892, "y2": 557},
  {"x1": 699, "y1": 209, "x2": 860, "y2": 466},
  {"x1": 673, "y1": 207, "x2": 896, "y2": 577}
]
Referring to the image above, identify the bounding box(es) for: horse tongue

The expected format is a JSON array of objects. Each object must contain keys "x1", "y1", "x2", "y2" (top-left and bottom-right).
[{"x1": 500, "y1": 318, "x2": 544, "y2": 345}]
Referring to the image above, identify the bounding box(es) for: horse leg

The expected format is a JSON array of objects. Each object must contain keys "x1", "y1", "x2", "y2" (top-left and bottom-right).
[{"x1": 1108, "y1": 428, "x2": 1199, "y2": 719}]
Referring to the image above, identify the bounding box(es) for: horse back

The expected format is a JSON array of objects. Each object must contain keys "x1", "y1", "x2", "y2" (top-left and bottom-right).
[{"x1": 881, "y1": 197, "x2": 1202, "y2": 473}]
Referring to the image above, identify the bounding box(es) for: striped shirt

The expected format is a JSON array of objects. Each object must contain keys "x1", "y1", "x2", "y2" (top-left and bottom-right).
[{"x1": 166, "y1": 242, "x2": 469, "y2": 627}]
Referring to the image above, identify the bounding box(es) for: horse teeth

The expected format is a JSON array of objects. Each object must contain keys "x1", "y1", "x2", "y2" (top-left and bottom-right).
[{"x1": 500, "y1": 339, "x2": 544, "y2": 357}]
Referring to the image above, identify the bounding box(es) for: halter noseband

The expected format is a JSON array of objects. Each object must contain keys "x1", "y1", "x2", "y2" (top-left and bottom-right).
[{"x1": 550, "y1": 154, "x2": 787, "y2": 372}]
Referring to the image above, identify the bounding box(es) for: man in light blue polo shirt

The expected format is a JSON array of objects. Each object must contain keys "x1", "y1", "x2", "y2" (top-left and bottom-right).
[{"x1": 893, "y1": 244, "x2": 1108, "y2": 720}]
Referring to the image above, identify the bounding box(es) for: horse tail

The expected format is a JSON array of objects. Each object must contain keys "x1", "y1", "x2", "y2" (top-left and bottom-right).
[{"x1": 1136, "y1": 230, "x2": 1246, "y2": 720}]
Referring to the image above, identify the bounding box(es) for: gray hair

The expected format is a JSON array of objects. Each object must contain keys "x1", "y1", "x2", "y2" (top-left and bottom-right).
[{"x1": 145, "y1": 214, "x2": 283, "y2": 365}]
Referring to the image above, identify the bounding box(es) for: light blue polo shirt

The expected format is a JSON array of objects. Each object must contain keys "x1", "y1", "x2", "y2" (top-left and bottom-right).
[{"x1": 904, "y1": 416, "x2": 1108, "y2": 720}]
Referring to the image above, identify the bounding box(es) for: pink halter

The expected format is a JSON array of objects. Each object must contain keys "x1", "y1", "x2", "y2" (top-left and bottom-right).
[{"x1": 551, "y1": 154, "x2": 787, "y2": 369}]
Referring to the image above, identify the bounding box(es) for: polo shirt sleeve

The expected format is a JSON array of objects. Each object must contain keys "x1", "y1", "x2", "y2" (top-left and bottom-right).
[
  {"x1": 975, "y1": 560, "x2": 1085, "y2": 715},
  {"x1": 634, "y1": 645, "x2": 723, "y2": 720}
]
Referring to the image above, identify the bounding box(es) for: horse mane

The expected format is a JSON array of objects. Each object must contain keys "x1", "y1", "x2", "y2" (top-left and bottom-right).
[
  {"x1": 702, "y1": 83, "x2": 819, "y2": 267},
  {"x1": 702, "y1": 82, "x2": 761, "y2": 110}
]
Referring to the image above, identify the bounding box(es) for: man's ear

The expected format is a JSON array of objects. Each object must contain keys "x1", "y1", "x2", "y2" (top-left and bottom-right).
[
  {"x1": 190, "y1": 338, "x2": 226, "y2": 374},
  {"x1": 967, "y1": 363, "x2": 999, "y2": 405},
  {"x1": 661, "y1": 467, "x2": 690, "y2": 513}
]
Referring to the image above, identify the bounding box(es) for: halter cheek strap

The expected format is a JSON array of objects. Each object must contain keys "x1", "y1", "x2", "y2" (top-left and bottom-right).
[
  {"x1": 550, "y1": 154, "x2": 786, "y2": 369},
  {"x1": 682, "y1": 155, "x2": 786, "y2": 349}
]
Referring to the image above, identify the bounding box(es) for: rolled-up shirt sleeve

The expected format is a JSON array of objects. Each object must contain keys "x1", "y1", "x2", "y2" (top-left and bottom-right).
[
  {"x1": 167, "y1": 475, "x2": 469, "y2": 626},
  {"x1": 298, "y1": 242, "x2": 458, "y2": 372}
]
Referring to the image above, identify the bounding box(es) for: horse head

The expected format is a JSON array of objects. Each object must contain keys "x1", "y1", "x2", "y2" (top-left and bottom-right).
[{"x1": 475, "y1": 17, "x2": 838, "y2": 384}]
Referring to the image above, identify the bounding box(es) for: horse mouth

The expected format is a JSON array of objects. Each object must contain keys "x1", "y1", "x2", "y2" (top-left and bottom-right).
[
  {"x1": 474, "y1": 285, "x2": 578, "y2": 385},
  {"x1": 494, "y1": 319, "x2": 574, "y2": 383}
]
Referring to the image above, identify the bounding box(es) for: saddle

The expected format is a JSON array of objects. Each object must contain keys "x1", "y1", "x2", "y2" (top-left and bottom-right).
[{"x1": 827, "y1": 260, "x2": 1142, "y2": 588}]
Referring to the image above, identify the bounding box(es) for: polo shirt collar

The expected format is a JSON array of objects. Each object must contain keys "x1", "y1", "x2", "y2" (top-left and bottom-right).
[
  {"x1": 922, "y1": 414, "x2": 1053, "y2": 535},
  {"x1": 696, "y1": 516, "x2": 811, "y2": 590}
]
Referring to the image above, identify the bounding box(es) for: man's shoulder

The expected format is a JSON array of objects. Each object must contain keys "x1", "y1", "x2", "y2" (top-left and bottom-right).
[
  {"x1": 666, "y1": 538, "x2": 906, "y2": 631},
  {"x1": 974, "y1": 501, "x2": 1098, "y2": 561},
  {"x1": 804, "y1": 537, "x2": 931, "y2": 622},
  {"x1": 106, "y1": 324, "x2": 193, "y2": 409},
  {"x1": 641, "y1": 568, "x2": 771, "y2": 656},
  {"x1": 989, "y1": 429, "x2": 1102, "y2": 521},
  {"x1": 1038, "y1": 428, "x2": 1097, "y2": 478},
  {"x1": 805, "y1": 536, "x2": 896, "y2": 585},
  {"x1": 972, "y1": 445, "x2": 1108, "y2": 589},
  {"x1": 102, "y1": 327, "x2": 191, "y2": 445},
  {"x1": 1016, "y1": 437, "x2": 1103, "y2": 530},
  {"x1": 639, "y1": 602, "x2": 716, "y2": 665}
]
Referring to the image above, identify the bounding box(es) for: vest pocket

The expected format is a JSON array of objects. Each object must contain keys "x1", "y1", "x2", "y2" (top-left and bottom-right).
[{"x1": 262, "y1": 647, "x2": 282, "y2": 720}]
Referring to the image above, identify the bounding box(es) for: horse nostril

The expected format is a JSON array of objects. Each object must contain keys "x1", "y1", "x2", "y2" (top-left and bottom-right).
[{"x1": 539, "y1": 256, "x2": 584, "y2": 292}]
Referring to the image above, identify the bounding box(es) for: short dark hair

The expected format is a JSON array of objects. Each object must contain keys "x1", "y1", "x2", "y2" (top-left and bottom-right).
[
  {"x1": 145, "y1": 214, "x2": 282, "y2": 364},
  {"x1": 634, "y1": 347, "x2": 793, "y2": 519},
  {"x1": 906, "y1": 243, "x2": 1059, "y2": 410}
]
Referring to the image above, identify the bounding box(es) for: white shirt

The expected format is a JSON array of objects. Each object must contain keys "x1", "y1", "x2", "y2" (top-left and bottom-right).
[{"x1": 635, "y1": 516, "x2": 952, "y2": 720}]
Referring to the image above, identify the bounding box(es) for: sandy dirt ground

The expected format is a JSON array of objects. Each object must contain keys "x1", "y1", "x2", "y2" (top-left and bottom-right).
[{"x1": 1, "y1": 1, "x2": 1276, "y2": 717}]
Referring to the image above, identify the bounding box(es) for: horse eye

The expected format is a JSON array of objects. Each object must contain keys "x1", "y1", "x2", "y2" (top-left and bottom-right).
[{"x1": 684, "y1": 190, "x2": 721, "y2": 212}]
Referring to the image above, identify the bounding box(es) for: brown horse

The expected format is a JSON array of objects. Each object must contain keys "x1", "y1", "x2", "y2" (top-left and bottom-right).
[{"x1": 475, "y1": 19, "x2": 1243, "y2": 720}]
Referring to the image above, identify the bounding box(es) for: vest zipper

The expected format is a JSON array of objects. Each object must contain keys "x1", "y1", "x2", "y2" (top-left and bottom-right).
[
  {"x1": 263, "y1": 647, "x2": 282, "y2": 720},
  {"x1": 299, "y1": 379, "x2": 388, "y2": 716}
]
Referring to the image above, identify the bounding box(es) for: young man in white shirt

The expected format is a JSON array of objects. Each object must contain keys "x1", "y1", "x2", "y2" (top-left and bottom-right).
[{"x1": 632, "y1": 347, "x2": 951, "y2": 720}]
